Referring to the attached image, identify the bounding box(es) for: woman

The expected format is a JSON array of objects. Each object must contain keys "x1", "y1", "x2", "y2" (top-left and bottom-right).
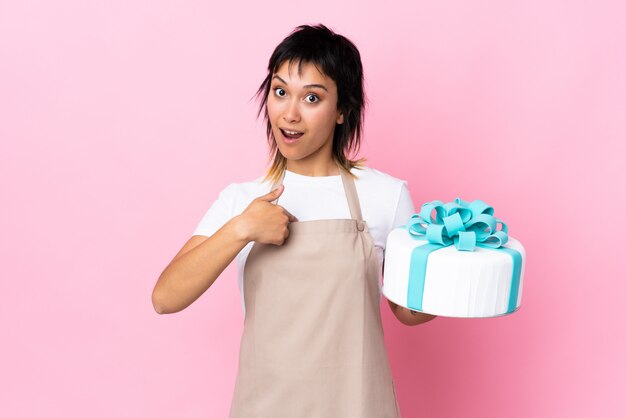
[{"x1": 152, "y1": 23, "x2": 436, "y2": 417}]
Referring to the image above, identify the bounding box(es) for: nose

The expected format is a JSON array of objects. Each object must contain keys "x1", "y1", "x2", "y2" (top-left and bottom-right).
[{"x1": 282, "y1": 97, "x2": 301, "y2": 123}]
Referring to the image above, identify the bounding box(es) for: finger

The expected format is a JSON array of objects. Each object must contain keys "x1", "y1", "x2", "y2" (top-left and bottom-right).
[
  {"x1": 277, "y1": 226, "x2": 289, "y2": 246},
  {"x1": 282, "y1": 208, "x2": 298, "y2": 222},
  {"x1": 257, "y1": 184, "x2": 284, "y2": 202}
]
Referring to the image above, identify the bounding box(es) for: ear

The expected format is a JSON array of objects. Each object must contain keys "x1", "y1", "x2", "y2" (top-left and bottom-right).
[{"x1": 336, "y1": 111, "x2": 344, "y2": 125}]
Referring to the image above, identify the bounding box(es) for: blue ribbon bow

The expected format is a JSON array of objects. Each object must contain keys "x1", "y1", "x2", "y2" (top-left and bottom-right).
[
  {"x1": 401, "y1": 198, "x2": 522, "y2": 316},
  {"x1": 406, "y1": 198, "x2": 509, "y2": 251}
]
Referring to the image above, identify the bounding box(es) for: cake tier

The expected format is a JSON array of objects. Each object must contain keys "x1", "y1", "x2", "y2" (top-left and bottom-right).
[{"x1": 383, "y1": 227, "x2": 525, "y2": 318}]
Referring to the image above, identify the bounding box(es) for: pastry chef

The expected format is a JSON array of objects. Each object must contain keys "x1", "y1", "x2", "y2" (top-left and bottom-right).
[{"x1": 152, "y1": 23, "x2": 437, "y2": 418}]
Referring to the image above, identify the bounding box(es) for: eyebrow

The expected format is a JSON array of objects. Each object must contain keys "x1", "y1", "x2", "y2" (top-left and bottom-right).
[{"x1": 271, "y1": 75, "x2": 328, "y2": 92}]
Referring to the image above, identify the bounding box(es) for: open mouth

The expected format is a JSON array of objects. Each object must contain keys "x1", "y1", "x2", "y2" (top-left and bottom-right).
[{"x1": 280, "y1": 128, "x2": 304, "y2": 140}]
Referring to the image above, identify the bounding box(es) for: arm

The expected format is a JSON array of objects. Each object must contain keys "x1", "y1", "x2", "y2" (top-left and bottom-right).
[
  {"x1": 151, "y1": 215, "x2": 250, "y2": 314},
  {"x1": 151, "y1": 185, "x2": 296, "y2": 314}
]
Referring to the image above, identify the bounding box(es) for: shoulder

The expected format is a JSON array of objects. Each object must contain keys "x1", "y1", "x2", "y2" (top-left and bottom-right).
[
  {"x1": 193, "y1": 175, "x2": 271, "y2": 237},
  {"x1": 350, "y1": 165, "x2": 411, "y2": 212},
  {"x1": 352, "y1": 165, "x2": 415, "y2": 225},
  {"x1": 217, "y1": 175, "x2": 273, "y2": 210},
  {"x1": 351, "y1": 165, "x2": 408, "y2": 191}
]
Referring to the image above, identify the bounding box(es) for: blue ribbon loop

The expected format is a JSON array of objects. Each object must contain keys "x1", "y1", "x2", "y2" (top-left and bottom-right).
[
  {"x1": 407, "y1": 198, "x2": 508, "y2": 251},
  {"x1": 402, "y1": 197, "x2": 522, "y2": 315}
]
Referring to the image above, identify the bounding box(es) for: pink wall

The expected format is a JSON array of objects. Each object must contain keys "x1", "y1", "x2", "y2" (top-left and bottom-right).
[{"x1": 1, "y1": 1, "x2": 624, "y2": 417}]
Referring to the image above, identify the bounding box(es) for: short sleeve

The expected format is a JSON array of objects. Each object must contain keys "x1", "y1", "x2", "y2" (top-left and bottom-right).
[
  {"x1": 391, "y1": 181, "x2": 416, "y2": 229},
  {"x1": 192, "y1": 183, "x2": 236, "y2": 237}
]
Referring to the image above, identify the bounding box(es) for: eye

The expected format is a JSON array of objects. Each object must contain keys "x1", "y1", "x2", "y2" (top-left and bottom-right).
[
  {"x1": 273, "y1": 87, "x2": 286, "y2": 97},
  {"x1": 305, "y1": 94, "x2": 319, "y2": 103}
]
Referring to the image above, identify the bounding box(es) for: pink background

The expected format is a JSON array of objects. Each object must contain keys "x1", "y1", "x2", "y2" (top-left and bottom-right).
[{"x1": 1, "y1": 1, "x2": 624, "y2": 417}]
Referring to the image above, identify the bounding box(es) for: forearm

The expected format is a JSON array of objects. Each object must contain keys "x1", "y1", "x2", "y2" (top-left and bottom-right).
[
  {"x1": 387, "y1": 299, "x2": 437, "y2": 326},
  {"x1": 152, "y1": 216, "x2": 250, "y2": 314}
]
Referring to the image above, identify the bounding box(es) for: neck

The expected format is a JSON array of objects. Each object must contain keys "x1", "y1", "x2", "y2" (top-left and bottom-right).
[{"x1": 285, "y1": 158, "x2": 341, "y2": 177}]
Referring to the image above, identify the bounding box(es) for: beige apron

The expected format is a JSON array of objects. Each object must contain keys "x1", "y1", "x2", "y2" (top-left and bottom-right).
[{"x1": 229, "y1": 162, "x2": 401, "y2": 418}]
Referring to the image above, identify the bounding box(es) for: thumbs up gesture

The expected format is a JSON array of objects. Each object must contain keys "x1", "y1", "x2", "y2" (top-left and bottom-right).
[{"x1": 235, "y1": 185, "x2": 298, "y2": 245}]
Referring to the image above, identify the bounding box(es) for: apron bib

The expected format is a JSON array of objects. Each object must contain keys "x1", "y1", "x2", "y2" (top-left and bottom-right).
[{"x1": 229, "y1": 162, "x2": 401, "y2": 418}]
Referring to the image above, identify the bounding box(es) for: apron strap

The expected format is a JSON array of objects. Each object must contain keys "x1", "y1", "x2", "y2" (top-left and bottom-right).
[
  {"x1": 269, "y1": 160, "x2": 364, "y2": 222},
  {"x1": 338, "y1": 162, "x2": 363, "y2": 221}
]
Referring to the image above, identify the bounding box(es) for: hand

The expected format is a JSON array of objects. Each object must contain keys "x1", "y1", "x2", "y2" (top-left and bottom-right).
[
  {"x1": 235, "y1": 185, "x2": 298, "y2": 246},
  {"x1": 407, "y1": 307, "x2": 421, "y2": 316}
]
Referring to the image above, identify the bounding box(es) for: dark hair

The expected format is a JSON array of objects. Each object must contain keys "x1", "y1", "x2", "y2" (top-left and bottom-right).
[{"x1": 253, "y1": 23, "x2": 368, "y2": 183}]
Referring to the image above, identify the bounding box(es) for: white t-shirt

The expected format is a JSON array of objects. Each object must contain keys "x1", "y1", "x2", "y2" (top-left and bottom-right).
[{"x1": 192, "y1": 165, "x2": 416, "y2": 315}]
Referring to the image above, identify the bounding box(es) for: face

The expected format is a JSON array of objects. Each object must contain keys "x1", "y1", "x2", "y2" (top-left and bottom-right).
[{"x1": 267, "y1": 59, "x2": 344, "y2": 163}]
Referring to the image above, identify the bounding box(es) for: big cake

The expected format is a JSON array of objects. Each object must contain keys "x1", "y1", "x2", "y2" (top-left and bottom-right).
[{"x1": 382, "y1": 198, "x2": 526, "y2": 318}]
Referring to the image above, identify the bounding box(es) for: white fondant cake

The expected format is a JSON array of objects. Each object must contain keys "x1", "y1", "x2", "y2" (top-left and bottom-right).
[{"x1": 382, "y1": 199, "x2": 526, "y2": 318}]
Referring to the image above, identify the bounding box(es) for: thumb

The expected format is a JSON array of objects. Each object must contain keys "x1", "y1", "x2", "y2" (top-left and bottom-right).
[{"x1": 258, "y1": 184, "x2": 284, "y2": 202}]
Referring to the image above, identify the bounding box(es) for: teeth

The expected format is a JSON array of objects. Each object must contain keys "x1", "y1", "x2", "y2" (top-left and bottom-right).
[{"x1": 283, "y1": 129, "x2": 302, "y2": 135}]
